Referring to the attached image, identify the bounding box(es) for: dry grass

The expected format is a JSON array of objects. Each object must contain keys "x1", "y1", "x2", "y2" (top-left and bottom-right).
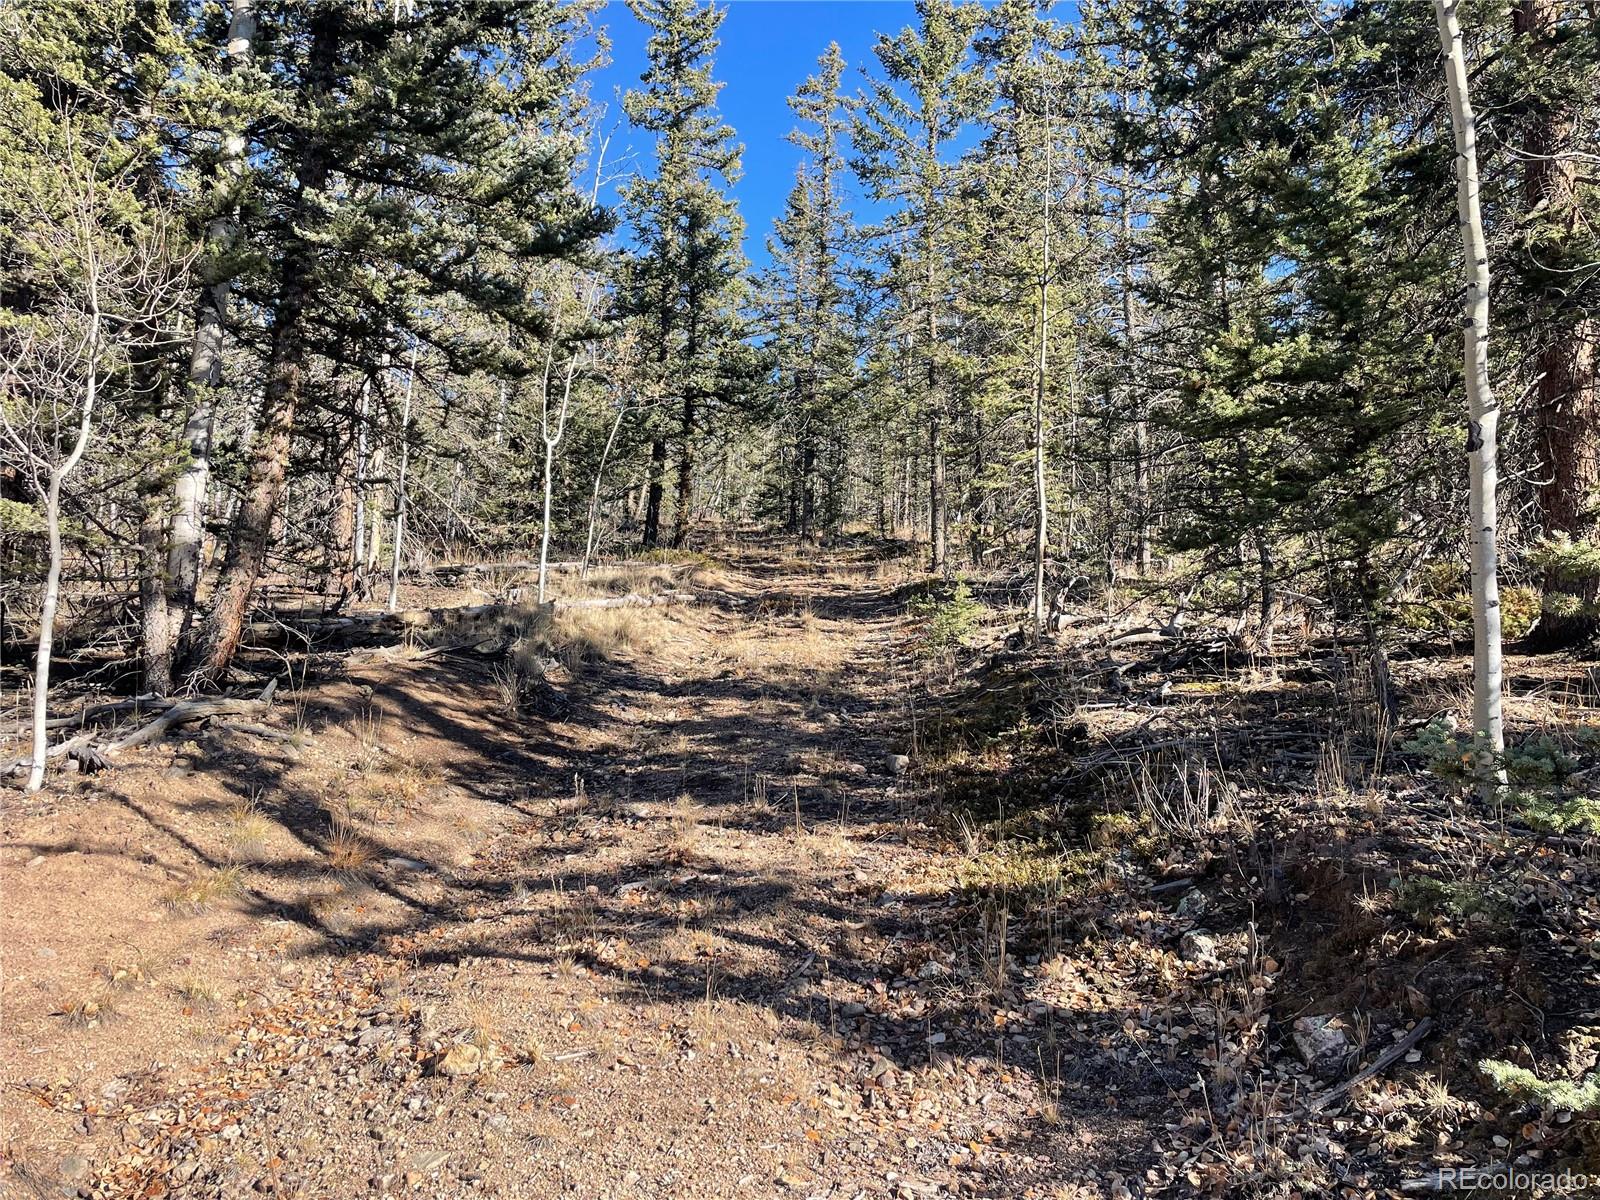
[
  {"x1": 223, "y1": 796, "x2": 272, "y2": 863},
  {"x1": 171, "y1": 972, "x2": 226, "y2": 1006},
  {"x1": 323, "y1": 818, "x2": 378, "y2": 878},
  {"x1": 58, "y1": 979, "x2": 120, "y2": 1026},
  {"x1": 162, "y1": 866, "x2": 244, "y2": 914},
  {"x1": 549, "y1": 606, "x2": 658, "y2": 671}
]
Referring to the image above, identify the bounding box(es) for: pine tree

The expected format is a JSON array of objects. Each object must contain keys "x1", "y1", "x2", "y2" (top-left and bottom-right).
[
  {"x1": 853, "y1": 0, "x2": 989, "y2": 573},
  {"x1": 188, "y1": 0, "x2": 607, "y2": 681},
  {"x1": 762, "y1": 44, "x2": 856, "y2": 542},
  {"x1": 619, "y1": 0, "x2": 748, "y2": 550}
]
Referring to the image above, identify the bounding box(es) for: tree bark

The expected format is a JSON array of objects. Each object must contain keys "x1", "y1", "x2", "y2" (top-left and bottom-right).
[
  {"x1": 386, "y1": 344, "x2": 417, "y2": 612},
  {"x1": 1516, "y1": 0, "x2": 1600, "y2": 645},
  {"x1": 1122, "y1": 167, "x2": 1150, "y2": 576},
  {"x1": 190, "y1": 10, "x2": 337, "y2": 683},
  {"x1": 27, "y1": 310, "x2": 100, "y2": 793},
  {"x1": 582, "y1": 399, "x2": 630, "y2": 576},
  {"x1": 167, "y1": 0, "x2": 256, "y2": 637},
  {"x1": 1030, "y1": 84, "x2": 1053, "y2": 640},
  {"x1": 643, "y1": 437, "x2": 666, "y2": 549},
  {"x1": 1435, "y1": 0, "x2": 1506, "y2": 793}
]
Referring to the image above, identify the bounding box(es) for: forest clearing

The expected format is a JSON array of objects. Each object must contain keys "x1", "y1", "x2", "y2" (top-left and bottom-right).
[{"x1": 2, "y1": 0, "x2": 1598, "y2": 1197}]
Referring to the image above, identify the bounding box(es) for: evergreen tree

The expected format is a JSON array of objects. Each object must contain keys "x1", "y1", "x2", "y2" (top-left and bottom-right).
[
  {"x1": 763, "y1": 44, "x2": 857, "y2": 542},
  {"x1": 853, "y1": 0, "x2": 989, "y2": 572},
  {"x1": 189, "y1": 0, "x2": 607, "y2": 680},
  {"x1": 619, "y1": 0, "x2": 749, "y2": 549}
]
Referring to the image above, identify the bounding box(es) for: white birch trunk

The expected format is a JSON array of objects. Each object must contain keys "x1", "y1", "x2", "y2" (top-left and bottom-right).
[
  {"x1": 28, "y1": 312, "x2": 100, "y2": 793},
  {"x1": 1434, "y1": 0, "x2": 1506, "y2": 794},
  {"x1": 167, "y1": 0, "x2": 255, "y2": 622},
  {"x1": 537, "y1": 351, "x2": 579, "y2": 604},
  {"x1": 386, "y1": 345, "x2": 417, "y2": 613}
]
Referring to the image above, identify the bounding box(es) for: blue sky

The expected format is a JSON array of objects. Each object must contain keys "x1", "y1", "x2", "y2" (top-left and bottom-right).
[{"x1": 588, "y1": 1, "x2": 927, "y2": 270}]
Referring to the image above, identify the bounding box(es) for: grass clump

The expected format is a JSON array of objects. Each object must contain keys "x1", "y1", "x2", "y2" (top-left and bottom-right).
[{"x1": 162, "y1": 866, "x2": 244, "y2": 914}]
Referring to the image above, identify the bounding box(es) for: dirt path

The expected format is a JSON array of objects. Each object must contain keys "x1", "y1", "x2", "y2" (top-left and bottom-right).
[{"x1": 4, "y1": 548, "x2": 1159, "y2": 1200}]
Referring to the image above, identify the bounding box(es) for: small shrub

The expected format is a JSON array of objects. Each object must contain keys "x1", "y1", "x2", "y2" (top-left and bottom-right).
[
  {"x1": 1405, "y1": 717, "x2": 1596, "y2": 832},
  {"x1": 1393, "y1": 875, "x2": 1508, "y2": 927},
  {"x1": 907, "y1": 578, "x2": 982, "y2": 655},
  {"x1": 1480, "y1": 1060, "x2": 1600, "y2": 1114}
]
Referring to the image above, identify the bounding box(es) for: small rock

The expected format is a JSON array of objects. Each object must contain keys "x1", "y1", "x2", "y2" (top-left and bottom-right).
[
  {"x1": 885, "y1": 754, "x2": 910, "y2": 777},
  {"x1": 403, "y1": 1150, "x2": 450, "y2": 1175},
  {"x1": 384, "y1": 857, "x2": 431, "y2": 874},
  {"x1": 1292, "y1": 1014, "x2": 1352, "y2": 1075},
  {"x1": 59, "y1": 1156, "x2": 90, "y2": 1182},
  {"x1": 821, "y1": 713, "x2": 841, "y2": 728},
  {"x1": 26, "y1": 855, "x2": 47, "y2": 869},
  {"x1": 1179, "y1": 931, "x2": 1220, "y2": 967},
  {"x1": 427, "y1": 1043, "x2": 481, "y2": 1078}
]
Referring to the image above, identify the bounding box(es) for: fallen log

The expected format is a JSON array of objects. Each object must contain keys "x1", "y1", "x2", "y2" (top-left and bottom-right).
[
  {"x1": 109, "y1": 679, "x2": 278, "y2": 753},
  {"x1": 554, "y1": 591, "x2": 697, "y2": 611}
]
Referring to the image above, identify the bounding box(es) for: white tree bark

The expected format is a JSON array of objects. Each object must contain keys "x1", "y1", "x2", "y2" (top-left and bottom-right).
[
  {"x1": 1434, "y1": 0, "x2": 1505, "y2": 794},
  {"x1": 1031, "y1": 84, "x2": 1051, "y2": 641},
  {"x1": 386, "y1": 344, "x2": 418, "y2": 613},
  {"x1": 538, "y1": 351, "x2": 579, "y2": 604},
  {"x1": 167, "y1": 0, "x2": 256, "y2": 623},
  {"x1": 26, "y1": 313, "x2": 101, "y2": 792}
]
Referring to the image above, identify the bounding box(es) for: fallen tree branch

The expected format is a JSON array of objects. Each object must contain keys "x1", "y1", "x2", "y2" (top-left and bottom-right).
[
  {"x1": 109, "y1": 679, "x2": 279, "y2": 753},
  {"x1": 553, "y1": 590, "x2": 697, "y2": 611},
  {"x1": 1308, "y1": 1017, "x2": 1434, "y2": 1112}
]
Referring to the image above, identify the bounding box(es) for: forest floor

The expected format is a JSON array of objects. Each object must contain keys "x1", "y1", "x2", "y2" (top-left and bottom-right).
[{"x1": 2, "y1": 542, "x2": 1598, "y2": 1200}]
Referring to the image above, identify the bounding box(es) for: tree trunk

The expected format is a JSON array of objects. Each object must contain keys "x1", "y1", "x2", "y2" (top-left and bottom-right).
[
  {"x1": 327, "y1": 422, "x2": 357, "y2": 606},
  {"x1": 138, "y1": 495, "x2": 174, "y2": 693},
  {"x1": 1032, "y1": 89, "x2": 1052, "y2": 641},
  {"x1": 1436, "y1": 0, "x2": 1506, "y2": 794},
  {"x1": 167, "y1": 0, "x2": 256, "y2": 639},
  {"x1": 190, "y1": 9, "x2": 337, "y2": 683},
  {"x1": 1515, "y1": 0, "x2": 1600, "y2": 645},
  {"x1": 386, "y1": 344, "x2": 417, "y2": 612},
  {"x1": 538, "y1": 354, "x2": 578, "y2": 604},
  {"x1": 643, "y1": 438, "x2": 666, "y2": 549},
  {"x1": 672, "y1": 392, "x2": 694, "y2": 548},
  {"x1": 583, "y1": 400, "x2": 630, "y2": 577},
  {"x1": 27, "y1": 313, "x2": 99, "y2": 793}
]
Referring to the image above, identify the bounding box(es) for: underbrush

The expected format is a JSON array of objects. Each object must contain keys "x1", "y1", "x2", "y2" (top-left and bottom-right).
[
  {"x1": 492, "y1": 605, "x2": 662, "y2": 712},
  {"x1": 902, "y1": 612, "x2": 1600, "y2": 1190}
]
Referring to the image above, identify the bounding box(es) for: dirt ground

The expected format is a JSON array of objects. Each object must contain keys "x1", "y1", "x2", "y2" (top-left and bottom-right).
[{"x1": 3, "y1": 546, "x2": 1597, "y2": 1200}]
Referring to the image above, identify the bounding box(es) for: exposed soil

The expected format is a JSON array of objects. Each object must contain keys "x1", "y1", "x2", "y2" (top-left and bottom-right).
[{"x1": 3, "y1": 546, "x2": 1597, "y2": 1200}]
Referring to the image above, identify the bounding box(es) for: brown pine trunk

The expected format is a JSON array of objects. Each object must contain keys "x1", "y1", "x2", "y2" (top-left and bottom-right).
[
  {"x1": 1517, "y1": 0, "x2": 1600, "y2": 645},
  {"x1": 672, "y1": 393, "x2": 694, "y2": 548},
  {"x1": 189, "y1": 12, "x2": 338, "y2": 683},
  {"x1": 643, "y1": 438, "x2": 666, "y2": 549}
]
